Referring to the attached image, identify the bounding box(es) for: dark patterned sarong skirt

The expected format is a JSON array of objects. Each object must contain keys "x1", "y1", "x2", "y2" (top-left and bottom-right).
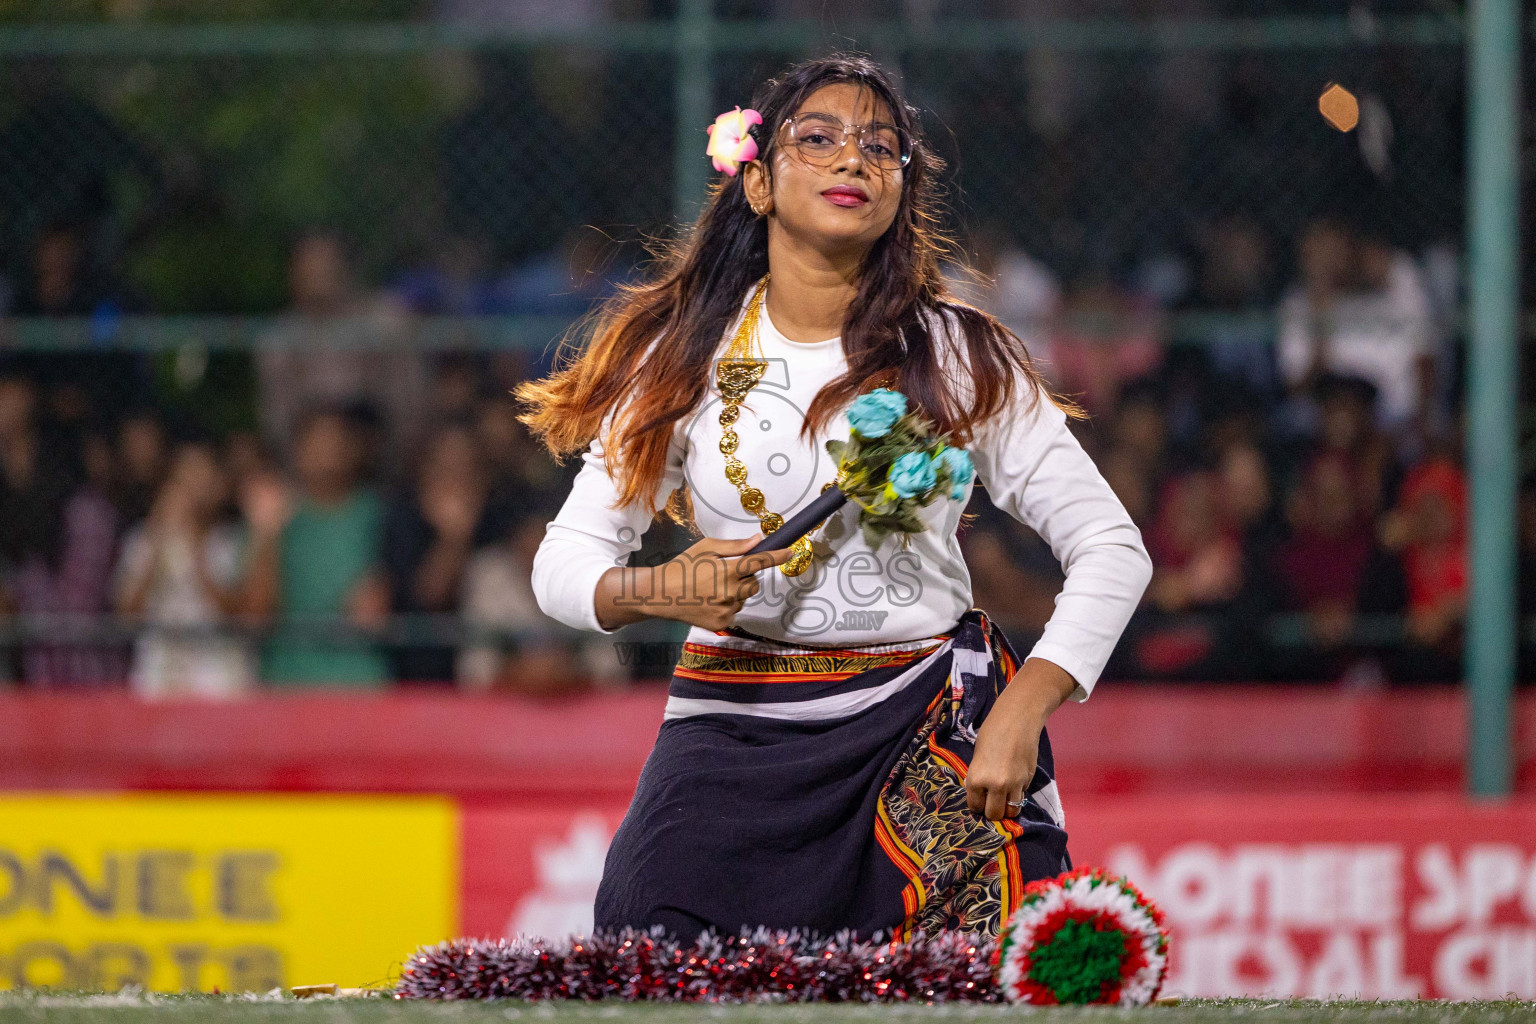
[{"x1": 593, "y1": 607, "x2": 1071, "y2": 942}]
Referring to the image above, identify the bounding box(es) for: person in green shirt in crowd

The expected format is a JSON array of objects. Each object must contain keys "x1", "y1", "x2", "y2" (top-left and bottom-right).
[{"x1": 242, "y1": 406, "x2": 391, "y2": 686}]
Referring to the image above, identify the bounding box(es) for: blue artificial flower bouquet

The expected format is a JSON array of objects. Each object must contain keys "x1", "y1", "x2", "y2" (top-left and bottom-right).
[
  {"x1": 748, "y1": 388, "x2": 973, "y2": 558},
  {"x1": 832, "y1": 388, "x2": 974, "y2": 548}
]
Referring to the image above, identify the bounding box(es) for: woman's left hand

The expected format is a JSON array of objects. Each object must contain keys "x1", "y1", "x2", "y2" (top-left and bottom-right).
[{"x1": 965, "y1": 658, "x2": 1079, "y2": 822}]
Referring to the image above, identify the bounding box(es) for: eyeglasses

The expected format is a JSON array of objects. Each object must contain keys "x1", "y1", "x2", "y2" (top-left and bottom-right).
[{"x1": 779, "y1": 112, "x2": 912, "y2": 170}]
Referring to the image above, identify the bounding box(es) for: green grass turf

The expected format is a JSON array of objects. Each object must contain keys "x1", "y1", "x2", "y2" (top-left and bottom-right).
[{"x1": 1, "y1": 995, "x2": 1535, "y2": 1024}]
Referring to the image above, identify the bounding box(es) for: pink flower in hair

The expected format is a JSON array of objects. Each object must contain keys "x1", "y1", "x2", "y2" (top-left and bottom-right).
[{"x1": 705, "y1": 106, "x2": 762, "y2": 176}]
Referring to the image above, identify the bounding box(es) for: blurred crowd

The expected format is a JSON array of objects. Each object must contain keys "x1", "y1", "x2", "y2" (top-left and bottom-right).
[
  {"x1": 0, "y1": 225, "x2": 641, "y2": 696},
  {"x1": 957, "y1": 211, "x2": 1535, "y2": 686},
  {"x1": 0, "y1": 205, "x2": 1530, "y2": 697}
]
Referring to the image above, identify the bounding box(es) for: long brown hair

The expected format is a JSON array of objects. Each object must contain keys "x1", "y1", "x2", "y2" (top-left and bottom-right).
[{"x1": 516, "y1": 53, "x2": 1068, "y2": 526}]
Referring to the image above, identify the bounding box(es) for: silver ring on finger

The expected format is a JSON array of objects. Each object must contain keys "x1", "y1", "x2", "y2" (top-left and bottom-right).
[{"x1": 1005, "y1": 797, "x2": 1026, "y2": 813}]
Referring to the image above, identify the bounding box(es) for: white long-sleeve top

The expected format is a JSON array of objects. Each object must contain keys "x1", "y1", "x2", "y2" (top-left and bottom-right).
[{"x1": 530, "y1": 291, "x2": 1152, "y2": 700}]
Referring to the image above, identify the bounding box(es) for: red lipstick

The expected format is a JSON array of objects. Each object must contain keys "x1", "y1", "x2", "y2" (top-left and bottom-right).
[{"x1": 821, "y1": 185, "x2": 869, "y2": 207}]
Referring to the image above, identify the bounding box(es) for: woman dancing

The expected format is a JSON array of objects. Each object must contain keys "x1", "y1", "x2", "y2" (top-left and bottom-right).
[{"x1": 518, "y1": 54, "x2": 1151, "y2": 943}]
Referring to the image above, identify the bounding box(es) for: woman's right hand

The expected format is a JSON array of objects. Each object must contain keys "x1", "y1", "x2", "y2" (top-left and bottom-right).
[
  {"x1": 594, "y1": 532, "x2": 796, "y2": 632},
  {"x1": 657, "y1": 533, "x2": 797, "y2": 631}
]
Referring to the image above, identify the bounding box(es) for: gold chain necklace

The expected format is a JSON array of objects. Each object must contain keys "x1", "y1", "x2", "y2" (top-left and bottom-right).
[{"x1": 716, "y1": 275, "x2": 818, "y2": 577}]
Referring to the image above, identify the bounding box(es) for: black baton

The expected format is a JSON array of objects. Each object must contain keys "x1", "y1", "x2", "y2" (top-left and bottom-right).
[{"x1": 745, "y1": 484, "x2": 849, "y2": 558}]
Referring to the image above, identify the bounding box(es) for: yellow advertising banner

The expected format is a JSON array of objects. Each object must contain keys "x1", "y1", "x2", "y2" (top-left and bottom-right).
[{"x1": 0, "y1": 794, "x2": 457, "y2": 993}]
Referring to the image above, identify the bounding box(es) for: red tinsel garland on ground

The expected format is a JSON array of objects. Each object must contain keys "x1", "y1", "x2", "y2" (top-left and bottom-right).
[
  {"x1": 394, "y1": 871, "x2": 1169, "y2": 1005},
  {"x1": 394, "y1": 927, "x2": 1001, "y2": 1003}
]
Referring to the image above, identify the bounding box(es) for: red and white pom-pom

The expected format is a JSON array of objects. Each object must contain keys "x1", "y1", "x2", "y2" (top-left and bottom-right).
[{"x1": 993, "y1": 868, "x2": 1169, "y2": 1007}]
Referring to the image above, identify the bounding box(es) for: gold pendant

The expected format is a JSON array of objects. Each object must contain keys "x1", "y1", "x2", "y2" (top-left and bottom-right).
[{"x1": 780, "y1": 535, "x2": 815, "y2": 577}]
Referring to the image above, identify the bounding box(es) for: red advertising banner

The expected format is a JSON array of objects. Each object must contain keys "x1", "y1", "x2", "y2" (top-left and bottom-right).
[
  {"x1": 1071, "y1": 796, "x2": 1536, "y2": 1000},
  {"x1": 460, "y1": 801, "x2": 630, "y2": 943},
  {"x1": 460, "y1": 795, "x2": 1536, "y2": 1000},
  {"x1": 2, "y1": 689, "x2": 1530, "y2": 796}
]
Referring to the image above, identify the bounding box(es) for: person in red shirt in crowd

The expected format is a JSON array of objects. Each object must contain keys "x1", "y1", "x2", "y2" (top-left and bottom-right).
[
  {"x1": 1269, "y1": 452, "x2": 1408, "y2": 682},
  {"x1": 1380, "y1": 455, "x2": 1467, "y2": 675},
  {"x1": 1138, "y1": 470, "x2": 1246, "y2": 678},
  {"x1": 1276, "y1": 454, "x2": 1377, "y2": 647},
  {"x1": 1046, "y1": 271, "x2": 1165, "y2": 420}
]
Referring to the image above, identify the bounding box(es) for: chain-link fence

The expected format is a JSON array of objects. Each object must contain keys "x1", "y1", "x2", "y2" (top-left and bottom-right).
[
  {"x1": 0, "y1": 17, "x2": 1477, "y2": 320},
  {"x1": 0, "y1": 40, "x2": 678, "y2": 314}
]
